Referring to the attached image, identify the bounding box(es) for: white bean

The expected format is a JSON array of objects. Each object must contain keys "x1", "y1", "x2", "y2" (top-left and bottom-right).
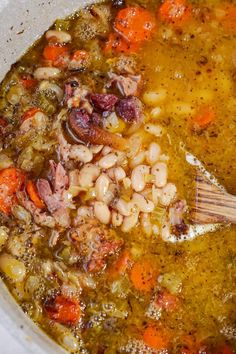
[
  {"x1": 94, "y1": 201, "x2": 111, "y2": 224},
  {"x1": 0, "y1": 254, "x2": 26, "y2": 282},
  {"x1": 46, "y1": 30, "x2": 71, "y2": 43},
  {"x1": 160, "y1": 183, "x2": 177, "y2": 206},
  {"x1": 121, "y1": 211, "x2": 139, "y2": 233},
  {"x1": 115, "y1": 198, "x2": 133, "y2": 217},
  {"x1": 114, "y1": 167, "x2": 126, "y2": 181},
  {"x1": 111, "y1": 211, "x2": 123, "y2": 227},
  {"x1": 90, "y1": 145, "x2": 103, "y2": 154},
  {"x1": 79, "y1": 164, "x2": 100, "y2": 188},
  {"x1": 141, "y1": 213, "x2": 152, "y2": 236},
  {"x1": 132, "y1": 193, "x2": 154, "y2": 213},
  {"x1": 77, "y1": 206, "x2": 93, "y2": 218},
  {"x1": 146, "y1": 142, "x2": 161, "y2": 165},
  {"x1": 129, "y1": 151, "x2": 146, "y2": 169},
  {"x1": 150, "y1": 107, "x2": 162, "y2": 119},
  {"x1": 95, "y1": 174, "x2": 110, "y2": 202},
  {"x1": 143, "y1": 89, "x2": 167, "y2": 106},
  {"x1": 98, "y1": 153, "x2": 118, "y2": 169},
  {"x1": 131, "y1": 165, "x2": 150, "y2": 192},
  {"x1": 34, "y1": 67, "x2": 61, "y2": 80},
  {"x1": 102, "y1": 146, "x2": 112, "y2": 156},
  {"x1": 70, "y1": 145, "x2": 93, "y2": 163},
  {"x1": 39, "y1": 80, "x2": 63, "y2": 100},
  {"x1": 151, "y1": 162, "x2": 167, "y2": 188},
  {"x1": 144, "y1": 123, "x2": 163, "y2": 137}
]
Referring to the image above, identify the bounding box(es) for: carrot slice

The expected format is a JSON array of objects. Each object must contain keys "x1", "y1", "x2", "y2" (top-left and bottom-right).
[
  {"x1": 192, "y1": 106, "x2": 215, "y2": 130},
  {"x1": 158, "y1": 0, "x2": 191, "y2": 25},
  {"x1": 143, "y1": 325, "x2": 169, "y2": 350},
  {"x1": 114, "y1": 7, "x2": 156, "y2": 43},
  {"x1": 104, "y1": 33, "x2": 140, "y2": 54},
  {"x1": 220, "y1": 6, "x2": 236, "y2": 33},
  {"x1": 20, "y1": 74, "x2": 38, "y2": 90},
  {"x1": 156, "y1": 290, "x2": 179, "y2": 312},
  {"x1": 130, "y1": 260, "x2": 157, "y2": 292},
  {"x1": 213, "y1": 345, "x2": 233, "y2": 354},
  {"x1": 108, "y1": 250, "x2": 133, "y2": 279},
  {"x1": 45, "y1": 295, "x2": 81, "y2": 325},
  {"x1": 0, "y1": 168, "x2": 25, "y2": 214},
  {"x1": 21, "y1": 107, "x2": 42, "y2": 123},
  {"x1": 43, "y1": 45, "x2": 68, "y2": 62},
  {"x1": 26, "y1": 180, "x2": 45, "y2": 209}
]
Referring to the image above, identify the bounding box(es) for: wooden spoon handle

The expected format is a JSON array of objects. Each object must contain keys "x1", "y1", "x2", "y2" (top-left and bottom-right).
[{"x1": 191, "y1": 173, "x2": 236, "y2": 224}]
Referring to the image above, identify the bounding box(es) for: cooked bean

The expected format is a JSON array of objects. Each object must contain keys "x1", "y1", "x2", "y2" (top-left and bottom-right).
[
  {"x1": 159, "y1": 183, "x2": 177, "y2": 206},
  {"x1": 0, "y1": 227, "x2": 9, "y2": 248},
  {"x1": 102, "y1": 146, "x2": 112, "y2": 156},
  {"x1": 144, "y1": 123, "x2": 163, "y2": 137},
  {"x1": 152, "y1": 224, "x2": 159, "y2": 235},
  {"x1": 39, "y1": 80, "x2": 63, "y2": 100},
  {"x1": 12, "y1": 205, "x2": 31, "y2": 224},
  {"x1": 115, "y1": 198, "x2": 133, "y2": 217},
  {"x1": 132, "y1": 193, "x2": 154, "y2": 213},
  {"x1": 151, "y1": 162, "x2": 167, "y2": 188},
  {"x1": 34, "y1": 67, "x2": 61, "y2": 80},
  {"x1": 98, "y1": 153, "x2": 118, "y2": 169},
  {"x1": 150, "y1": 106, "x2": 162, "y2": 119},
  {"x1": 0, "y1": 254, "x2": 26, "y2": 282},
  {"x1": 95, "y1": 174, "x2": 110, "y2": 202},
  {"x1": 146, "y1": 142, "x2": 161, "y2": 165},
  {"x1": 60, "y1": 333, "x2": 79, "y2": 352},
  {"x1": 94, "y1": 201, "x2": 111, "y2": 224},
  {"x1": 113, "y1": 167, "x2": 126, "y2": 181},
  {"x1": 111, "y1": 211, "x2": 123, "y2": 227},
  {"x1": 90, "y1": 145, "x2": 103, "y2": 154},
  {"x1": 129, "y1": 151, "x2": 145, "y2": 169},
  {"x1": 79, "y1": 164, "x2": 100, "y2": 188},
  {"x1": 140, "y1": 213, "x2": 152, "y2": 236},
  {"x1": 131, "y1": 164, "x2": 150, "y2": 192},
  {"x1": 77, "y1": 206, "x2": 93, "y2": 218},
  {"x1": 46, "y1": 30, "x2": 71, "y2": 43},
  {"x1": 143, "y1": 89, "x2": 167, "y2": 106},
  {"x1": 70, "y1": 145, "x2": 93, "y2": 163},
  {"x1": 121, "y1": 211, "x2": 139, "y2": 233}
]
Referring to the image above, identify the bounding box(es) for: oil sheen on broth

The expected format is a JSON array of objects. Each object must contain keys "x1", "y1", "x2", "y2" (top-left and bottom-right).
[{"x1": 0, "y1": 0, "x2": 235, "y2": 353}]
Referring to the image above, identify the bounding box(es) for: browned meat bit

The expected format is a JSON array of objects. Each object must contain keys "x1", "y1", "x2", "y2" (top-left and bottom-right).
[
  {"x1": 169, "y1": 200, "x2": 188, "y2": 237},
  {"x1": 37, "y1": 161, "x2": 71, "y2": 227},
  {"x1": 107, "y1": 72, "x2": 141, "y2": 96},
  {"x1": 69, "y1": 221, "x2": 123, "y2": 273},
  {"x1": 68, "y1": 108, "x2": 127, "y2": 150},
  {"x1": 116, "y1": 96, "x2": 143, "y2": 124},
  {"x1": 90, "y1": 93, "x2": 118, "y2": 112}
]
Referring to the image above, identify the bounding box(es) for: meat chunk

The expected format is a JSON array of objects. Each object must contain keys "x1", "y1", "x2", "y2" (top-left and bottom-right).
[
  {"x1": 108, "y1": 72, "x2": 141, "y2": 96},
  {"x1": 90, "y1": 93, "x2": 118, "y2": 112},
  {"x1": 169, "y1": 200, "x2": 188, "y2": 237},
  {"x1": 116, "y1": 96, "x2": 143, "y2": 124},
  {"x1": 69, "y1": 220, "x2": 123, "y2": 272},
  {"x1": 36, "y1": 161, "x2": 71, "y2": 227}
]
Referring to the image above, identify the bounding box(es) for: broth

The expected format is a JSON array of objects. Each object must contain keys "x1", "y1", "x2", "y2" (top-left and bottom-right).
[{"x1": 0, "y1": 0, "x2": 235, "y2": 352}]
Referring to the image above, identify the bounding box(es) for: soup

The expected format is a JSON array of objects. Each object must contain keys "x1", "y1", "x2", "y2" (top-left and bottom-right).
[{"x1": 0, "y1": 0, "x2": 235, "y2": 352}]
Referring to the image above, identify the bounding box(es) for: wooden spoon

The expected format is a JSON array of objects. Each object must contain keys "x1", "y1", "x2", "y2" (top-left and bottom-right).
[
  {"x1": 190, "y1": 172, "x2": 236, "y2": 224},
  {"x1": 185, "y1": 151, "x2": 236, "y2": 224}
]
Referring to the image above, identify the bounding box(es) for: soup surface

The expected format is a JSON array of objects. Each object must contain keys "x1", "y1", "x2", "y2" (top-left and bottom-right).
[{"x1": 0, "y1": 0, "x2": 235, "y2": 352}]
